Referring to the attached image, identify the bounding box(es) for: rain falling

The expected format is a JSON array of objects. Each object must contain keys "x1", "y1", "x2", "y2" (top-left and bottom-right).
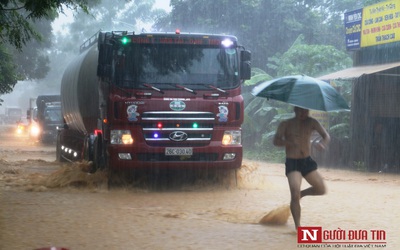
[{"x1": 0, "y1": 1, "x2": 399, "y2": 249}]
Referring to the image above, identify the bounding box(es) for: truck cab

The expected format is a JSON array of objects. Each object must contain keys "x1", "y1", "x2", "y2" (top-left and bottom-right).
[{"x1": 58, "y1": 31, "x2": 251, "y2": 172}]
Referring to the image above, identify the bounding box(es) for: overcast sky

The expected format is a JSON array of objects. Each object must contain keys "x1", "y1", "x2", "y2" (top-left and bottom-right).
[{"x1": 52, "y1": 0, "x2": 171, "y2": 33}]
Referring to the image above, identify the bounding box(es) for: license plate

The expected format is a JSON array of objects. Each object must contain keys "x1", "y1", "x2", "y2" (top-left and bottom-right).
[{"x1": 165, "y1": 147, "x2": 193, "y2": 156}]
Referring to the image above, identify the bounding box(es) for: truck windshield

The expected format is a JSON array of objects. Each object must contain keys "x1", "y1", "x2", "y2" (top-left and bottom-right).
[
  {"x1": 114, "y1": 44, "x2": 240, "y2": 90},
  {"x1": 44, "y1": 108, "x2": 63, "y2": 122}
]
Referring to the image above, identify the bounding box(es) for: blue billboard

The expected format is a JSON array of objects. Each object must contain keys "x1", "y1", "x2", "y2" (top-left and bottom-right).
[{"x1": 345, "y1": 8, "x2": 363, "y2": 50}]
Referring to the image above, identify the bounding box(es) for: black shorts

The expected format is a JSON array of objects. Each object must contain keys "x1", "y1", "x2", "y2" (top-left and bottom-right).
[{"x1": 285, "y1": 157, "x2": 318, "y2": 177}]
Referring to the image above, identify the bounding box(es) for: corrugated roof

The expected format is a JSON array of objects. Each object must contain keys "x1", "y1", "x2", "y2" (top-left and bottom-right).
[{"x1": 317, "y1": 61, "x2": 400, "y2": 80}]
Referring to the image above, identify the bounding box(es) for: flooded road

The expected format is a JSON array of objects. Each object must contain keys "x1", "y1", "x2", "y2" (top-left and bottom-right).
[{"x1": 0, "y1": 125, "x2": 399, "y2": 250}]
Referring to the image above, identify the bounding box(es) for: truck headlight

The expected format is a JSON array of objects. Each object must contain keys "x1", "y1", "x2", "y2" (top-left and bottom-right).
[
  {"x1": 110, "y1": 130, "x2": 134, "y2": 144},
  {"x1": 30, "y1": 125, "x2": 41, "y2": 137},
  {"x1": 222, "y1": 130, "x2": 241, "y2": 145}
]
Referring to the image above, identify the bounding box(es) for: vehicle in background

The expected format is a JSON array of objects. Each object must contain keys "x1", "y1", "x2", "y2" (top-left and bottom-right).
[
  {"x1": 27, "y1": 107, "x2": 39, "y2": 138},
  {"x1": 29, "y1": 95, "x2": 63, "y2": 143},
  {"x1": 57, "y1": 30, "x2": 251, "y2": 173},
  {"x1": 16, "y1": 117, "x2": 29, "y2": 136},
  {"x1": 2, "y1": 106, "x2": 23, "y2": 125}
]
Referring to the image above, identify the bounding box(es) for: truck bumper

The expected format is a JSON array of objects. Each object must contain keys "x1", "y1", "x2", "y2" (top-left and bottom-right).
[{"x1": 107, "y1": 142, "x2": 242, "y2": 170}]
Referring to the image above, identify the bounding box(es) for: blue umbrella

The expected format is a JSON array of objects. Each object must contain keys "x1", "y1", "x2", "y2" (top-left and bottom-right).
[{"x1": 251, "y1": 75, "x2": 350, "y2": 112}]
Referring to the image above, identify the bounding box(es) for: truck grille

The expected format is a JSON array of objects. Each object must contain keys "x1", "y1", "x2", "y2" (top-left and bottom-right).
[
  {"x1": 141, "y1": 111, "x2": 215, "y2": 121},
  {"x1": 141, "y1": 111, "x2": 215, "y2": 146}
]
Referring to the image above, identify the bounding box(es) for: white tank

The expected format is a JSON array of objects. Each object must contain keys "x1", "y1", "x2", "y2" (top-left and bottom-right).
[{"x1": 60, "y1": 45, "x2": 99, "y2": 135}]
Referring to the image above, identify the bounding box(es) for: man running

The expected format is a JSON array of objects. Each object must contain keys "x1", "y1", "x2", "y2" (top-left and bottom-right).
[{"x1": 273, "y1": 106, "x2": 330, "y2": 230}]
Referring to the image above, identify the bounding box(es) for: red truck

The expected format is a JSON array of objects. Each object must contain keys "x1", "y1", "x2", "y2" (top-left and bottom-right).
[{"x1": 57, "y1": 30, "x2": 251, "y2": 173}]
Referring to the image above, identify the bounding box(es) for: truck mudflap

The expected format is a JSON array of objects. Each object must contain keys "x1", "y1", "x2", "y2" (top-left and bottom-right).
[{"x1": 92, "y1": 133, "x2": 108, "y2": 172}]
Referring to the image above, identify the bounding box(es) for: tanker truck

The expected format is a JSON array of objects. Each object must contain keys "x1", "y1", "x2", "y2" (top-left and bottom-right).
[{"x1": 57, "y1": 30, "x2": 251, "y2": 173}]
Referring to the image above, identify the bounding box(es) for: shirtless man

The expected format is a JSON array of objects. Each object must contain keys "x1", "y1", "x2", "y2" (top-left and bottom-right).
[{"x1": 273, "y1": 106, "x2": 330, "y2": 230}]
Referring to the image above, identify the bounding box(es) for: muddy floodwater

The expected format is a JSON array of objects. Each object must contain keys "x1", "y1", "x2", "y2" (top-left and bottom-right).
[{"x1": 0, "y1": 125, "x2": 399, "y2": 250}]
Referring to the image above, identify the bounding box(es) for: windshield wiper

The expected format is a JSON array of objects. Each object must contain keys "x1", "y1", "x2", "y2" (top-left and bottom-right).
[
  {"x1": 206, "y1": 84, "x2": 227, "y2": 95},
  {"x1": 175, "y1": 84, "x2": 197, "y2": 95},
  {"x1": 143, "y1": 83, "x2": 165, "y2": 94},
  {"x1": 183, "y1": 83, "x2": 228, "y2": 95}
]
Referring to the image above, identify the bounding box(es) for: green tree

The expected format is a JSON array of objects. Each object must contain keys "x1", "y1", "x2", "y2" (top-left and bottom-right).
[
  {"x1": 0, "y1": 0, "x2": 89, "y2": 50},
  {"x1": 157, "y1": 0, "x2": 348, "y2": 73},
  {"x1": 10, "y1": 19, "x2": 53, "y2": 80},
  {"x1": 0, "y1": 0, "x2": 90, "y2": 98},
  {"x1": 0, "y1": 45, "x2": 17, "y2": 95},
  {"x1": 157, "y1": 0, "x2": 383, "y2": 75},
  {"x1": 243, "y1": 35, "x2": 352, "y2": 161},
  {"x1": 268, "y1": 35, "x2": 353, "y2": 77}
]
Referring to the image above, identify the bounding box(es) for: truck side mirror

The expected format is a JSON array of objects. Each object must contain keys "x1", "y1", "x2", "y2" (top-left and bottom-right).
[
  {"x1": 240, "y1": 50, "x2": 251, "y2": 62},
  {"x1": 240, "y1": 50, "x2": 251, "y2": 80},
  {"x1": 240, "y1": 61, "x2": 251, "y2": 80}
]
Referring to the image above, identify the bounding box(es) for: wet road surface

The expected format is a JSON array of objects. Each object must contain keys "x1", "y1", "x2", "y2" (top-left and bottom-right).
[{"x1": 1, "y1": 125, "x2": 399, "y2": 250}]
